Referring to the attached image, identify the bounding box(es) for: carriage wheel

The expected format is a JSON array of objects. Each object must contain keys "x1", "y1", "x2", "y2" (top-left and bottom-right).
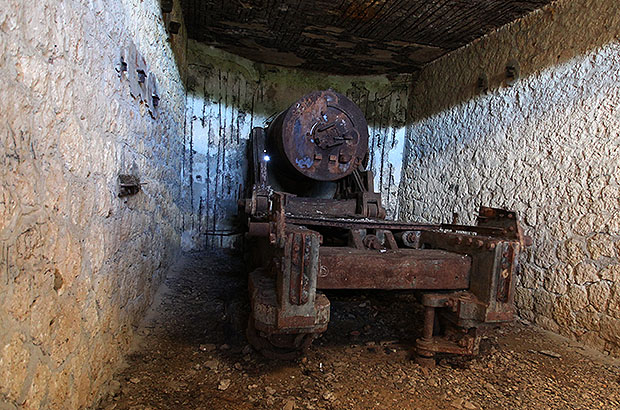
[{"x1": 246, "y1": 316, "x2": 316, "y2": 360}]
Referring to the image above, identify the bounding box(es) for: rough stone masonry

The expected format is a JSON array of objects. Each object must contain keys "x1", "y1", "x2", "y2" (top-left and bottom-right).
[
  {"x1": 0, "y1": 0, "x2": 186, "y2": 408},
  {"x1": 400, "y1": 0, "x2": 620, "y2": 356}
]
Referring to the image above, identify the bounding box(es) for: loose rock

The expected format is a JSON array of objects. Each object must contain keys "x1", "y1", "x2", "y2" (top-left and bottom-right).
[
  {"x1": 539, "y1": 350, "x2": 561, "y2": 358},
  {"x1": 200, "y1": 344, "x2": 216, "y2": 352},
  {"x1": 322, "y1": 391, "x2": 336, "y2": 401},
  {"x1": 283, "y1": 398, "x2": 295, "y2": 410},
  {"x1": 464, "y1": 401, "x2": 477, "y2": 409},
  {"x1": 218, "y1": 379, "x2": 231, "y2": 391}
]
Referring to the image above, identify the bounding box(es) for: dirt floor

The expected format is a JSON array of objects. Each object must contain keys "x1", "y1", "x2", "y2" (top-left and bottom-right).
[{"x1": 99, "y1": 250, "x2": 620, "y2": 410}]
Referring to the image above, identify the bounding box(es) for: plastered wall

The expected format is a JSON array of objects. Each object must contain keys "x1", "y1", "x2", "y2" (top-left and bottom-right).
[
  {"x1": 183, "y1": 41, "x2": 413, "y2": 249},
  {"x1": 0, "y1": 0, "x2": 186, "y2": 408},
  {"x1": 400, "y1": 0, "x2": 620, "y2": 355}
]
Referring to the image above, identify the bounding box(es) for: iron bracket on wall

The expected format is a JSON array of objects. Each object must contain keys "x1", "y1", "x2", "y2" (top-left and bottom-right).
[{"x1": 118, "y1": 174, "x2": 142, "y2": 197}]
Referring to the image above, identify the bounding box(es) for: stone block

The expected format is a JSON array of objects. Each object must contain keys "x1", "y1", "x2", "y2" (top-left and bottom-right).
[
  {"x1": 533, "y1": 289, "x2": 556, "y2": 317},
  {"x1": 514, "y1": 286, "x2": 534, "y2": 310},
  {"x1": 587, "y1": 281, "x2": 612, "y2": 311},
  {"x1": 587, "y1": 233, "x2": 616, "y2": 259},
  {"x1": 22, "y1": 363, "x2": 52, "y2": 410},
  {"x1": 519, "y1": 309, "x2": 535, "y2": 322},
  {"x1": 5, "y1": 271, "x2": 36, "y2": 321},
  {"x1": 578, "y1": 331, "x2": 607, "y2": 352},
  {"x1": 599, "y1": 315, "x2": 620, "y2": 344},
  {"x1": 520, "y1": 265, "x2": 543, "y2": 289},
  {"x1": 575, "y1": 306, "x2": 601, "y2": 330},
  {"x1": 599, "y1": 263, "x2": 620, "y2": 281},
  {"x1": 606, "y1": 282, "x2": 620, "y2": 318},
  {"x1": 49, "y1": 304, "x2": 82, "y2": 367},
  {"x1": 561, "y1": 238, "x2": 588, "y2": 266},
  {"x1": 534, "y1": 315, "x2": 560, "y2": 333},
  {"x1": 47, "y1": 365, "x2": 72, "y2": 410},
  {"x1": 574, "y1": 213, "x2": 603, "y2": 236},
  {"x1": 0, "y1": 333, "x2": 31, "y2": 402},
  {"x1": 552, "y1": 295, "x2": 575, "y2": 328},
  {"x1": 29, "y1": 291, "x2": 56, "y2": 347},
  {"x1": 573, "y1": 262, "x2": 599, "y2": 285},
  {"x1": 567, "y1": 284, "x2": 589, "y2": 311},
  {"x1": 543, "y1": 264, "x2": 569, "y2": 294}
]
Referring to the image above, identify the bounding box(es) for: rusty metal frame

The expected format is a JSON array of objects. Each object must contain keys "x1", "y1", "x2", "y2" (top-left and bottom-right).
[{"x1": 240, "y1": 93, "x2": 529, "y2": 364}]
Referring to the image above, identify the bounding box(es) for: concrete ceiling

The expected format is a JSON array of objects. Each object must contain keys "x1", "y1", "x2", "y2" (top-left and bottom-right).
[{"x1": 180, "y1": 0, "x2": 552, "y2": 75}]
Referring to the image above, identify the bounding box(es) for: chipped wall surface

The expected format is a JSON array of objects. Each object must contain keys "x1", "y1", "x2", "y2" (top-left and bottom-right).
[
  {"x1": 401, "y1": 0, "x2": 620, "y2": 355},
  {"x1": 183, "y1": 41, "x2": 412, "y2": 249},
  {"x1": 0, "y1": 0, "x2": 185, "y2": 408}
]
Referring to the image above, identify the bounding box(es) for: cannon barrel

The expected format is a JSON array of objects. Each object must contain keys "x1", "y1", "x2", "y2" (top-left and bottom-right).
[{"x1": 266, "y1": 90, "x2": 369, "y2": 182}]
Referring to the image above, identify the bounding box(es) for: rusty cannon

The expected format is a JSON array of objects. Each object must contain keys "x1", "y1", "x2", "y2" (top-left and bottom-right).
[{"x1": 240, "y1": 90, "x2": 529, "y2": 365}]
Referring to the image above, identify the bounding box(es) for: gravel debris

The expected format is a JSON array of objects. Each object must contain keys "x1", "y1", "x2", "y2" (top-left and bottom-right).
[{"x1": 99, "y1": 251, "x2": 620, "y2": 410}]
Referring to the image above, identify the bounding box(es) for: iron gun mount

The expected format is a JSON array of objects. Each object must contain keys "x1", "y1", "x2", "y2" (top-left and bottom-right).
[{"x1": 240, "y1": 90, "x2": 529, "y2": 365}]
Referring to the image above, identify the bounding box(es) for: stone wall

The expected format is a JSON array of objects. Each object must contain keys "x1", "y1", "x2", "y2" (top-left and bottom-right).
[
  {"x1": 183, "y1": 41, "x2": 413, "y2": 249},
  {"x1": 400, "y1": 0, "x2": 620, "y2": 355},
  {"x1": 0, "y1": 0, "x2": 186, "y2": 408}
]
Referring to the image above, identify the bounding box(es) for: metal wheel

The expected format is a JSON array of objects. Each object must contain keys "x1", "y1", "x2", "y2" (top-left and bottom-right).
[{"x1": 246, "y1": 316, "x2": 316, "y2": 360}]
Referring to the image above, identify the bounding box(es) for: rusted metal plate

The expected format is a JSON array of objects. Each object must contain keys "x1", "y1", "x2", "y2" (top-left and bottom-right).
[
  {"x1": 287, "y1": 215, "x2": 440, "y2": 231},
  {"x1": 251, "y1": 127, "x2": 268, "y2": 188},
  {"x1": 267, "y1": 90, "x2": 368, "y2": 182},
  {"x1": 317, "y1": 248, "x2": 471, "y2": 289},
  {"x1": 420, "y1": 291, "x2": 489, "y2": 328},
  {"x1": 419, "y1": 231, "x2": 518, "y2": 323},
  {"x1": 416, "y1": 331, "x2": 480, "y2": 355},
  {"x1": 496, "y1": 243, "x2": 516, "y2": 303},
  {"x1": 285, "y1": 197, "x2": 358, "y2": 217},
  {"x1": 288, "y1": 230, "x2": 312, "y2": 305},
  {"x1": 247, "y1": 222, "x2": 271, "y2": 237},
  {"x1": 285, "y1": 214, "x2": 506, "y2": 235},
  {"x1": 249, "y1": 268, "x2": 330, "y2": 335},
  {"x1": 477, "y1": 206, "x2": 531, "y2": 247}
]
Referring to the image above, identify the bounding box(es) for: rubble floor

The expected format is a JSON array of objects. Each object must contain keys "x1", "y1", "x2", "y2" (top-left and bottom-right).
[{"x1": 99, "y1": 250, "x2": 620, "y2": 410}]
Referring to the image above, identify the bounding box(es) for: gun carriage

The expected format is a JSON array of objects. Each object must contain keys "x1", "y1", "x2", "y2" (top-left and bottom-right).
[{"x1": 240, "y1": 90, "x2": 528, "y2": 365}]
